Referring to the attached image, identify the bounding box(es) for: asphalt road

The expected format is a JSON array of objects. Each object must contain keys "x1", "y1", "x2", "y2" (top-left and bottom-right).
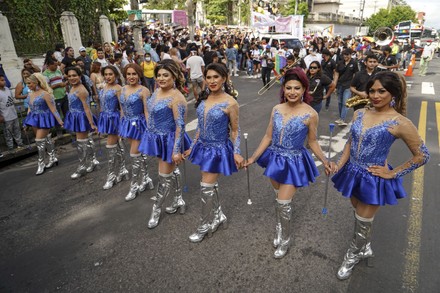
[{"x1": 1, "y1": 58, "x2": 439, "y2": 292}]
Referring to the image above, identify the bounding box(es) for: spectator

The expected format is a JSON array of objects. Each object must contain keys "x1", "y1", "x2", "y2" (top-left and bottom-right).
[
  {"x1": 95, "y1": 48, "x2": 109, "y2": 68},
  {"x1": 14, "y1": 68, "x2": 32, "y2": 111},
  {"x1": 54, "y1": 43, "x2": 64, "y2": 63},
  {"x1": 186, "y1": 49, "x2": 205, "y2": 100},
  {"x1": 225, "y1": 41, "x2": 238, "y2": 76},
  {"x1": 23, "y1": 58, "x2": 41, "y2": 73},
  {"x1": 0, "y1": 74, "x2": 23, "y2": 150},
  {"x1": 140, "y1": 52, "x2": 156, "y2": 93},
  {"x1": 43, "y1": 59, "x2": 68, "y2": 118},
  {"x1": 60, "y1": 47, "x2": 76, "y2": 74},
  {"x1": 77, "y1": 46, "x2": 92, "y2": 76}
]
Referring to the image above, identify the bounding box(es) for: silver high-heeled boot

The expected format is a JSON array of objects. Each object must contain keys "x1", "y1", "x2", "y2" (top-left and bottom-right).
[
  {"x1": 165, "y1": 168, "x2": 186, "y2": 214},
  {"x1": 274, "y1": 200, "x2": 292, "y2": 259},
  {"x1": 71, "y1": 139, "x2": 88, "y2": 179},
  {"x1": 86, "y1": 134, "x2": 99, "y2": 173},
  {"x1": 125, "y1": 154, "x2": 142, "y2": 201},
  {"x1": 148, "y1": 172, "x2": 173, "y2": 229},
  {"x1": 45, "y1": 134, "x2": 58, "y2": 168},
  {"x1": 116, "y1": 139, "x2": 129, "y2": 182},
  {"x1": 273, "y1": 189, "x2": 281, "y2": 248},
  {"x1": 103, "y1": 144, "x2": 118, "y2": 190},
  {"x1": 337, "y1": 213, "x2": 374, "y2": 280},
  {"x1": 35, "y1": 138, "x2": 47, "y2": 175},
  {"x1": 189, "y1": 182, "x2": 215, "y2": 243},
  {"x1": 210, "y1": 182, "x2": 228, "y2": 234},
  {"x1": 139, "y1": 155, "x2": 154, "y2": 192}
]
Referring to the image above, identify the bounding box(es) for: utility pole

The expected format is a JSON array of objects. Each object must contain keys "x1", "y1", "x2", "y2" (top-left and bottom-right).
[
  {"x1": 186, "y1": 0, "x2": 195, "y2": 41},
  {"x1": 130, "y1": 0, "x2": 143, "y2": 53}
]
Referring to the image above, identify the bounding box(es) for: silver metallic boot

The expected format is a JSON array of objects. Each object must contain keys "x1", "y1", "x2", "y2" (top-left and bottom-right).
[
  {"x1": 86, "y1": 134, "x2": 100, "y2": 173},
  {"x1": 125, "y1": 154, "x2": 142, "y2": 201},
  {"x1": 210, "y1": 182, "x2": 228, "y2": 234},
  {"x1": 274, "y1": 200, "x2": 292, "y2": 259},
  {"x1": 189, "y1": 182, "x2": 215, "y2": 243},
  {"x1": 35, "y1": 138, "x2": 47, "y2": 175},
  {"x1": 45, "y1": 134, "x2": 58, "y2": 168},
  {"x1": 337, "y1": 214, "x2": 374, "y2": 280},
  {"x1": 71, "y1": 139, "x2": 88, "y2": 179},
  {"x1": 165, "y1": 168, "x2": 186, "y2": 214},
  {"x1": 103, "y1": 144, "x2": 118, "y2": 190},
  {"x1": 139, "y1": 155, "x2": 154, "y2": 192},
  {"x1": 148, "y1": 172, "x2": 173, "y2": 229},
  {"x1": 273, "y1": 189, "x2": 281, "y2": 248},
  {"x1": 116, "y1": 139, "x2": 129, "y2": 183}
]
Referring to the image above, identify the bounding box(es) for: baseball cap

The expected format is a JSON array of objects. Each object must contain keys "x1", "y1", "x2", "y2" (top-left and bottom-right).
[
  {"x1": 266, "y1": 45, "x2": 271, "y2": 49},
  {"x1": 79, "y1": 46, "x2": 86, "y2": 52}
]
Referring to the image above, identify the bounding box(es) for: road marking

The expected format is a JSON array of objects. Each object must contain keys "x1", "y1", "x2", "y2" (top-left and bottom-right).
[
  {"x1": 315, "y1": 124, "x2": 351, "y2": 166},
  {"x1": 436, "y1": 103, "x2": 440, "y2": 151},
  {"x1": 421, "y1": 82, "x2": 435, "y2": 95},
  {"x1": 402, "y1": 101, "x2": 427, "y2": 292}
]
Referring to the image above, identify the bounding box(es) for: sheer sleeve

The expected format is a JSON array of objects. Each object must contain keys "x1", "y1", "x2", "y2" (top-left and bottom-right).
[
  {"x1": 228, "y1": 101, "x2": 241, "y2": 154},
  {"x1": 172, "y1": 98, "x2": 187, "y2": 155},
  {"x1": 391, "y1": 118, "x2": 430, "y2": 178}
]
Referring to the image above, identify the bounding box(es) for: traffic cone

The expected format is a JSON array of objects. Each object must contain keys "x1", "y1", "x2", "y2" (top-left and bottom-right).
[{"x1": 405, "y1": 54, "x2": 415, "y2": 77}]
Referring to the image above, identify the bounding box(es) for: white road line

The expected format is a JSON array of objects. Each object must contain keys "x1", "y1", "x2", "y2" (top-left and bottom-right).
[
  {"x1": 315, "y1": 124, "x2": 351, "y2": 166},
  {"x1": 421, "y1": 82, "x2": 435, "y2": 95}
]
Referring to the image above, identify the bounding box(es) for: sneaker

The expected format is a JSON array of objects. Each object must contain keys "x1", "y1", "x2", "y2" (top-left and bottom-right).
[
  {"x1": 334, "y1": 119, "x2": 343, "y2": 125},
  {"x1": 339, "y1": 121, "x2": 348, "y2": 126},
  {"x1": 234, "y1": 74, "x2": 239, "y2": 77}
]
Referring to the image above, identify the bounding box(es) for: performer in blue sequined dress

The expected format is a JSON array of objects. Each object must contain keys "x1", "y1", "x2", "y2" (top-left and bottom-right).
[
  {"x1": 246, "y1": 67, "x2": 334, "y2": 259},
  {"x1": 64, "y1": 67, "x2": 98, "y2": 179},
  {"x1": 138, "y1": 60, "x2": 191, "y2": 229},
  {"x1": 332, "y1": 71, "x2": 430, "y2": 280},
  {"x1": 23, "y1": 73, "x2": 64, "y2": 175},
  {"x1": 119, "y1": 63, "x2": 154, "y2": 202},
  {"x1": 184, "y1": 63, "x2": 244, "y2": 243},
  {"x1": 98, "y1": 65, "x2": 129, "y2": 190}
]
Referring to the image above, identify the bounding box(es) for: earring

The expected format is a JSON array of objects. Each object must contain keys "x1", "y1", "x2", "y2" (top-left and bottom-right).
[
  {"x1": 222, "y1": 83, "x2": 225, "y2": 92},
  {"x1": 173, "y1": 82, "x2": 176, "y2": 89},
  {"x1": 390, "y1": 97, "x2": 396, "y2": 107},
  {"x1": 301, "y1": 95, "x2": 304, "y2": 102}
]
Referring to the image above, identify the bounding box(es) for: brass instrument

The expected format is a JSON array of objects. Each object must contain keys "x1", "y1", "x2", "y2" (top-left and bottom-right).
[
  {"x1": 257, "y1": 57, "x2": 299, "y2": 96},
  {"x1": 373, "y1": 27, "x2": 394, "y2": 46},
  {"x1": 345, "y1": 95, "x2": 369, "y2": 108}
]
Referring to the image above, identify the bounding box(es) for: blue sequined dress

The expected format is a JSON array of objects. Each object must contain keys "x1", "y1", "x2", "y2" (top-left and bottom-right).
[
  {"x1": 138, "y1": 92, "x2": 192, "y2": 163},
  {"x1": 118, "y1": 88, "x2": 146, "y2": 140},
  {"x1": 332, "y1": 111, "x2": 429, "y2": 205},
  {"x1": 64, "y1": 91, "x2": 97, "y2": 132},
  {"x1": 24, "y1": 94, "x2": 59, "y2": 129},
  {"x1": 257, "y1": 110, "x2": 319, "y2": 186},
  {"x1": 188, "y1": 100, "x2": 240, "y2": 176},
  {"x1": 98, "y1": 88, "x2": 120, "y2": 135}
]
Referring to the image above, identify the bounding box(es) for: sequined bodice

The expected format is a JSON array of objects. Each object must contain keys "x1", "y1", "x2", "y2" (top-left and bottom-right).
[
  {"x1": 350, "y1": 111, "x2": 397, "y2": 167},
  {"x1": 29, "y1": 94, "x2": 49, "y2": 114},
  {"x1": 146, "y1": 93, "x2": 175, "y2": 134},
  {"x1": 120, "y1": 88, "x2": 144, "y2": 119},
  {"x1": 197, "y1": 101, "x2": 230, "y2": 142},
  {"x1": 68, "y1": 91, "x2": 84, "y2": 113},
  {"x1": 99, "y1": 88, "x2": 119, "y2": 113},
  {"x1": 272, "y1": 110, "x2": 310, "y2": 150}
]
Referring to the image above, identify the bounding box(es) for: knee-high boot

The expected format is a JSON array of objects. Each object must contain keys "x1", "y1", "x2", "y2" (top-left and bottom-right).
[
  {"x1": 148, "y1": 172, "x2": 173, "y2": 229},
  {"x1": 165, "y1": 167, "x2": 186, "y2": 214},
  {"x1": 189, "y1": 182, "x2": 215, "y2": 243},
  {"x1": 86, "y1": 134, "x2": 100, "y2": 173},
  {"x1": 71, "y1": 139, "x2": 88, "y2": 179},
  {"x1": 35, "y1": 138, "x2": 47, "y2": 175},
  {"x1": 210, "y1": 182, "x2": 228, "y2": 233},
  {"x1": 273, "y1": 189, "x2": 281, "y2": 248},
  {"x1": 139, "y1": 155, "x2": 154, "y2": 192},
  {"x1": 103, "y1": 144, "x2": 118, "y2": 190},
  {"x1": 336, "y1": 213, "x2": 374, "y2": 280},
  {"x1": 125, "y1": 154, "x2": 142, "y2": 201},
  {"x1": 45, "y1": 134, "x2": 58, "y2": 168},
  {"x1": 274, "y1": 199, "x2": 292, "y2": 259},
  {"x1": 116, "y1": 139, "x2": 129, "y2": 182}
]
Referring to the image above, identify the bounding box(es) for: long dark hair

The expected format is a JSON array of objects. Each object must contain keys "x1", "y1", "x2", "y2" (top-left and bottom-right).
[
  {"x1": 195, "y1": 63, "x2": 237, "y2": 108},
  {"x1": 366, "y1": 71, "x2": 407, "y2": 115},
  {"x1": 123, "y1": 63, "x2": 147, "y2": 87},
  {"x1": 154, "y1": 59, "x2": 186, "y2": 95},
  {"x1": 280, "y1": 67, "x2": 312, "y2": 104},
  {"x1": 66, "y1": 66, "x2": 92, "y2": 96},
  {"x1": 307, "y1": 61, "x2": 322, "y2": 78},
  {"x1": 101, "y1": 65, "x2": 122, "y2": 85}
]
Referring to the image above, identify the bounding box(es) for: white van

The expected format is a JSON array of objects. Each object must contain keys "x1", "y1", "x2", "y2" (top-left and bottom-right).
[{"x1": 258, "y1": 34, "x2": 307, "y2": 57}]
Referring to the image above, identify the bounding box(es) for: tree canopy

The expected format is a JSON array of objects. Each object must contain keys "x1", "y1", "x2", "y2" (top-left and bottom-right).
[{"x1": 364, "y1": 5, "x2": 417, "y2": 34}]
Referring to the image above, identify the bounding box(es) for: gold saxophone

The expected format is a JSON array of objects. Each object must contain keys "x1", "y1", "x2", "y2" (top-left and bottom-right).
[{"x1": 345, "y1": 95, "x2": 370, "y2": 108}]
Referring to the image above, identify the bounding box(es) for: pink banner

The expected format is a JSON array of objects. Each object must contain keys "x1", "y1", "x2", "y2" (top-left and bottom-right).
[
  {"x1": 172, "y1": 10, "x2": 187, "y2": 27},
  {"x1": 275, "y1": 16, "x2": 292, "y2": 33}
]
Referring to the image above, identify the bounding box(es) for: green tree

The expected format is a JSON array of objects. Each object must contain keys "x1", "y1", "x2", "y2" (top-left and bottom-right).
[
  {"x1": 364, "y1": 5, "x2": 416, "y2": 34},
  {"x1": 279, "y1": 0, "x2": 309, "y2": 19},
  {"x1": 141, "y1": 0, "x2": 186, "y2": 10}
]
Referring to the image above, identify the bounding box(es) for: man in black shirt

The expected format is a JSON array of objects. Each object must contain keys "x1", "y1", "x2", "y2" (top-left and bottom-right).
[
  {"x1": 321, "y1": 49, "x2": 336, "y2": 110},
  {"x1": 334, "y1": 49, "x2": 358, "y2": 126},
  {"x1": 60, "y1": 46, "x2": 76, "y2": 74},
  {"x1": 350, "y1": 54, "x2": 380, "y2": 110},
  {"x1": 381, "y1": 45, "x2": 398, "y2": 71}
]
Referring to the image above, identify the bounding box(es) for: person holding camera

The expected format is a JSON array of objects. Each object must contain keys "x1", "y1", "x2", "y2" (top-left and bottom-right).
[{"x1": 260, "y1": 45, "x2": 275, "y2": 87}]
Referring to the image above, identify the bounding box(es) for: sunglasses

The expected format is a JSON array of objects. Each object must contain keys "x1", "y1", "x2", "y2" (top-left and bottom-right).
[{"x1": 309, "y1": 66, "x2": 319, "y2": 69}]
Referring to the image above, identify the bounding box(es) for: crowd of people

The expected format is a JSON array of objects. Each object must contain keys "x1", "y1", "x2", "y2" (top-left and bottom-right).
[{"x1": 0, "y1": 23, "x2": 433, "y2": 280}]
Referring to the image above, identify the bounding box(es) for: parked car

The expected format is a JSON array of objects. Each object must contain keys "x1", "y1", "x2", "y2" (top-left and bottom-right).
[{"x1": 258, "y1": 34, "x2": 307, "y2": 57}]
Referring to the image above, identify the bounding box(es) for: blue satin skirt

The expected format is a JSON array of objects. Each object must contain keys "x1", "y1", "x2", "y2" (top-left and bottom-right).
[
  {"x1": 64, "y1": 111, "x2": 97, "y2": 132},
  {"x1": 257, "y1": 146, "x2": 319, "y2": 186},
  {"x1": 119, "y1": 116, "x2": 146, "y2": 140},
  {"x1": 98, "y1": 111, "x2": 120, "y2": 135},
  {"x1": 24, "y1": 111, "x2": 59, "y2": 129},
  {"x1": 188, "y1": 139, "x2": 238, "y2": 176},
  {"x1": 332, "y1": 161, "x2": 407, "y2": 205},
  {"x1": 139, "y1": 131, "x2": 192, "y2": 164}
]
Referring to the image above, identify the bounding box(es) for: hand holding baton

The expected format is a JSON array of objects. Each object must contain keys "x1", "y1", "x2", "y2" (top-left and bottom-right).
[
  {"x1": 244, "y1": 133, "x2": 252, "y2": 205},
  {"x1": 322, "y1": 123, "x2": 335, "y2": 215}
]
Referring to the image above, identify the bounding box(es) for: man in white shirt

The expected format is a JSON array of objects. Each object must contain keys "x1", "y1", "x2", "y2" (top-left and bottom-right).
[
  {"x1": 419, "y1": 40, "x2": 434, "y2": 76},
  {"x1": 186, "y1": 49, "x2": 205, "y2": 100}
]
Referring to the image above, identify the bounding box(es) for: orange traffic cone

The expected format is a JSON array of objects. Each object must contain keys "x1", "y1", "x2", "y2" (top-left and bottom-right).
[{"x1": 405, "y1": 54, "x2": 415, "y2": 77}]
